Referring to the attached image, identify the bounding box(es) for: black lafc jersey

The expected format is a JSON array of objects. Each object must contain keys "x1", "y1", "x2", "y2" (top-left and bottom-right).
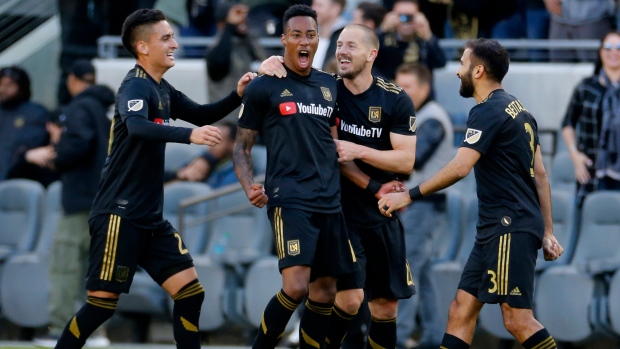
[
  {"x1": 460, "y1": 89, "x2": 544, "y2": 243},
  {"x1": 336, "y1": 76, "x2": 416, "y2": 228},
  {"x1": 238, "y1": 67, "x2": 340, "y2": 212},
  {"x1": 90, "y1": 65, "x2": 239, "y2": 228}
]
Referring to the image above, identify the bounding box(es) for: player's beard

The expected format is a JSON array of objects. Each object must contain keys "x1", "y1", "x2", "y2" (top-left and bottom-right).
[
  {"x1": 338, "y1": 59, "x2": 367, "y2": 80},
  {"x1": 459, "y1": 66, "x2": 475, "y2": 98}
]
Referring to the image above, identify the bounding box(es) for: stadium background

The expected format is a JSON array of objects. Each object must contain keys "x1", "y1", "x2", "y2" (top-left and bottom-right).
[{"x1": 0, "y1": 0, "x2": 619, "y2": 348}]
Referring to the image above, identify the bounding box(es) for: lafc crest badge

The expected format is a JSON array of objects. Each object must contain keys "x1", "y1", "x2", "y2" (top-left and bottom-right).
[
  {"x1": 321, "y1": 87, "x2": 332, "y2": 102},
  {"x1": 116, "y1": 266, "x2": 129, "y2": 282},
  {"x1": 368, "y1": 107, "x2": 381, "y2": 122},
  {"x1": 288, "y1": 240, "x2": 300, "y2": 256},
  {"x1": 464, "y1": 128, "x2": 482, "y2": 144},
  {"x1": 409, "y1": 116, "x2": 417, "y2": 132}
]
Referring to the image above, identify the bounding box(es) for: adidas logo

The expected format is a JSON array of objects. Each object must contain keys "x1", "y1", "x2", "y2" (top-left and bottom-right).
[
  {"x1": 280, "y1": 89, "x2": 293, "y2": 97},
  {"x1": 510, "y1": 287, "x2": 521, "y2": 296}
]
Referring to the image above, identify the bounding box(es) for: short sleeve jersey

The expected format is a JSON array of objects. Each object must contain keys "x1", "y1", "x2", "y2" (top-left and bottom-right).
[
  {"x1": 90, "y1": 65, "x2": 194, "y2": 229},
  {"x1": 460, "y1": 89, "x2": 544, "y2": 243},
  {"x1": 238, "y1": 67, "x2": 340, "y2": 212},
  {"x1": 336, "y1": 76, "x2": 417, "y2": 228}
]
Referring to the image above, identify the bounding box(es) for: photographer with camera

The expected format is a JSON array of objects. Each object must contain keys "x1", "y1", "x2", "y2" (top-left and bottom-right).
[{"x1": 374, "y1": 0, "x2": 446, "y2": 81}]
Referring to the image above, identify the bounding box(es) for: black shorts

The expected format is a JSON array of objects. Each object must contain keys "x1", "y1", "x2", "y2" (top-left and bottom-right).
[
  {"x1": 338, "y1": 218, "x2": 415, "y2": 300},
  {"x1": 86, "y1": 214, "x2": 194, "y2": 294},
  {"x1": 458, "y1": 232, "x2": 540, "y2": 308},
  {"x1": 267, "y1": 207, "x2": 357, "y2": 281}
]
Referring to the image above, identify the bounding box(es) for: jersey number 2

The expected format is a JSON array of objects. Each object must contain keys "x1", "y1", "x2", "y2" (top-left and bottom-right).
[{"x1": 174, "y1": 232, "x2": 189, "y2": 255}]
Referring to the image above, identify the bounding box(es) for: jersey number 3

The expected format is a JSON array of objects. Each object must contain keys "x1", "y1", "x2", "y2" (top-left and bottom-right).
[{"x1": 524, "y1": 122, "x2": 535, "y2": 177}]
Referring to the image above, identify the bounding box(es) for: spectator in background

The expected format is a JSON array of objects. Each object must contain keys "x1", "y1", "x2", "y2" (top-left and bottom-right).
[
  {"x1": 0, "y1": 66, "x2": 56, "y2": 186},
  {"x1": 418, "y1": 0, "x2": 449, "y2": 38},
  {"x1": 546, "y1": 0, "x2": 616, "y2": 61},
  {"x1": 394, "y1": 63, "x2": 453, "y2": 349},
  {"x1": 526, "y1": 0, "x2": 550, "y2": 61},
  {"x1": 165, "y1": 122, "x2": 238, "y2": 188},
  {"x1": 351, "y1": 1, "x2": 387, "y2": 31},
  {"x1": 375, "y1": 0, "x2": 446, "y2": 81},
  {"x1": 31, "y1": 60, "x2": 115, "y2": 349},
  {"x1": 448, "y1": 0, "x2": 524, "y2": 40},
  {"x1": 562, "y1": 31, "x2": 620, "y2": 212},
  {"x1": 57, "y1": 0, "x2": 156, "y2": 105},
  {"x1": 312, "y1": 0, "x2": 348, "y2": 70},
  {"x1": 206, "y1": 3, "x2": 266, "y2": 122}
]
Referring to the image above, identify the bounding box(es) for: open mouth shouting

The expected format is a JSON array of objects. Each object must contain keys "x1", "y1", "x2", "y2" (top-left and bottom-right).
[{"x1": 299, "y1": 50, "x2": 310, "y2": 68}]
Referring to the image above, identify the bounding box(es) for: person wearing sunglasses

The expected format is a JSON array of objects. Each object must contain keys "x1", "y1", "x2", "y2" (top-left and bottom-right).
[{"x1": 561, "y1": 30, "x2": 620, "y2": 213}]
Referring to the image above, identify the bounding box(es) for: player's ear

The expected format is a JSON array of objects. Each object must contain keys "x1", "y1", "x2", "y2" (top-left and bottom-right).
[
  {"x1": 474, "y1": 65, "x2": 484, "y2": 78},
  {"x1": 137, "y1": 41, "x2": 148, "y2": 56},
  {"x1": 368, "y1": 48, "x2": 378, "y2": 61}
]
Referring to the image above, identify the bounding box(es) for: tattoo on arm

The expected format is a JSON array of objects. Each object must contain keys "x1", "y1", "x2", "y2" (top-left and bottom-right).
[{"x1": 233, "y1": 127, "x2": 258, "y2": 191}]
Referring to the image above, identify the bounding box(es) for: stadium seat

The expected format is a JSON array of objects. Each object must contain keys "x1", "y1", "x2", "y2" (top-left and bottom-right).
[
  {"x1": 429, "y1": 195, "x2": 478, "y2": 332},
  {"x1": 200, "y1": 208, "x2": 273, "y2": 327},
  {"x1": 0, "y1": 180, "x2": 60, "y2": 327},
  {"x1": 536, "y1": 190, "x2": 576, "y2": 270},
  {"x1": 0, "y1": 179, "x2": 44, "y2": 261},
  {"x1": 242, "y1": 256, "x2": 297, "y2": 332},
  {"x1": 203, "y1": 209, "x2": 272, "y2": 266},
  {"x1": 549, "y1": 152, "x2": 576, "y2": 196},
  {"x1": 164, "y1": 181, "x2": 213, "y2": 255},
  {"x1": 606, "y1": 268, "x2": 620, "y2": 336},
  {"x1": 164, "y1": 142, "x2": 205, "y2": 172},
  {"x1": 37, "y1": 181, "x2": 62, "y2": 253},
  {"x1": 535, "y1": 191, "x2": 620, "y2": 342},
  {"x1": 189, "y1": 255, "x2": 228, "y2": 330}
]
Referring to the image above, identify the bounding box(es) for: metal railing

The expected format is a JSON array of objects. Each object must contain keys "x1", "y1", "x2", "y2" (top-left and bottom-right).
[
  {"x1": 0, "y1": 0, "x2": 54, "y2": 52},
  {"x1": 97, "y1": 36, "x2": 602, "y2": 59},
  {"x1": 177, "y1": 174, "x2": 265, "y2": 236}
]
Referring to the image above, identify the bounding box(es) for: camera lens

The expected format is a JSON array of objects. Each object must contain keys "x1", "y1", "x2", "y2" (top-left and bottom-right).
[{"x1": 399, "y1": 14, "x2": 413, "y2": 23}]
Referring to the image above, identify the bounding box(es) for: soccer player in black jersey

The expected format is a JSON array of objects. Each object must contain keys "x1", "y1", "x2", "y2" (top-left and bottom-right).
[
  {"x1": 326, "y1": 24, "x2": 417, "y2": 349},
  {"x1": 258, "y1": 24, "x2": 417, "y2": 349},
  {"x1": 52, "y1": 9, "x2": 254, "y2": 349},
  {"x1": 379, "y1": 39, "x2": 564, "y2": 349},
  {"x1": 233, "y1": 5, "x2": 357, "y2": 349}
]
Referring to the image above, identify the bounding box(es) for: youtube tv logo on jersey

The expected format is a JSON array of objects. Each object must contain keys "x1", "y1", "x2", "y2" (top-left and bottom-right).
[{"x1": 279, "y1": 102, "x2": 297, "y2": 116}]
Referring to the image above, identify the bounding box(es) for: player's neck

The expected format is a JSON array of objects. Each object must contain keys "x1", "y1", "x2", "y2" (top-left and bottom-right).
[
  {"x1": 135, "y1": 60, "x2": 168, "y2": 83},
  {"x1": 343, "y1": 72, "x2": 373, "y2": 95},
  {"x1": 473, "y1": 81, "x2": 502, "y2": 104}
]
